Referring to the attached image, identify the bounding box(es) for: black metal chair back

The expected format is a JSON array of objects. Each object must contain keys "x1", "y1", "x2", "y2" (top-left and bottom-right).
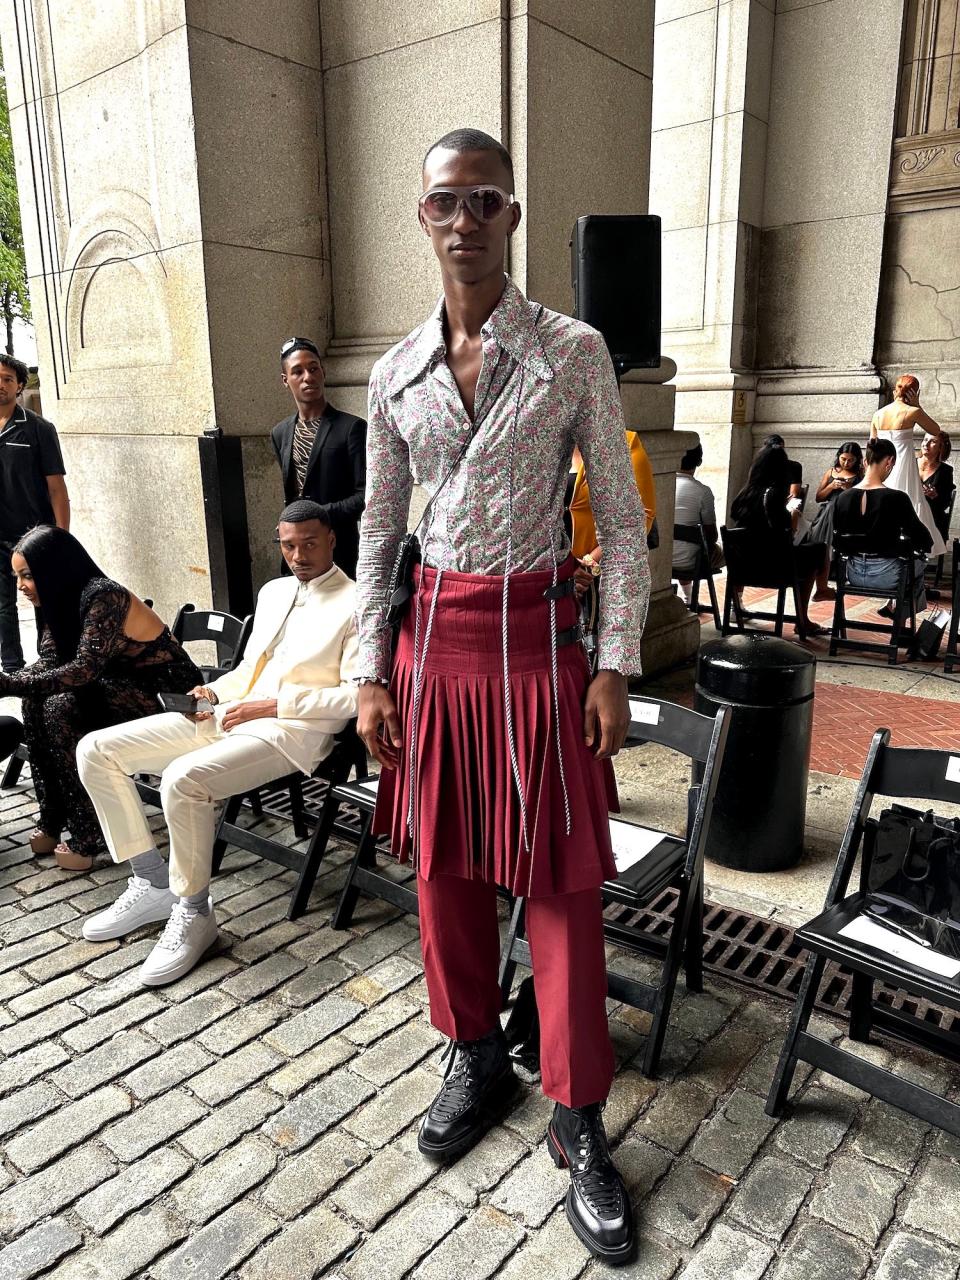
[
  {"x1": 829, "y1": 533, "x2": 919, "y2": 665},
  {"x1": 172, "y1": 604, "x2": 252, "y2": 680},
  {"x1": 720, "y1": 525, "x2": 802, "y2": 636},
  {"x1": 673, "y1": 521, "x2": 721, "y2": 630}
]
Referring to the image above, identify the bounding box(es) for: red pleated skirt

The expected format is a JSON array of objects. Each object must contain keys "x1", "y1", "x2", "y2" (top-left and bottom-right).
[{"x1": 372, "y1": 557, "x2": 618, "y2": 898}]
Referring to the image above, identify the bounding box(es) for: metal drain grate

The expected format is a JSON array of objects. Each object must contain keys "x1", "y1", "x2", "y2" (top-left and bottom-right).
[
  {"x1": 247, "y1": 783, "x2": 958, "y2": 1037},
  {"x1": 605, "y1": 887, "x2": 960, "y2": 1035}
]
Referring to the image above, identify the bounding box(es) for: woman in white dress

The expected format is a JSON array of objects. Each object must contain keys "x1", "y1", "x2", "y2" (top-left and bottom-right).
[{"x1": 869, "y1": 374, "x2": 946, "y2": 558}]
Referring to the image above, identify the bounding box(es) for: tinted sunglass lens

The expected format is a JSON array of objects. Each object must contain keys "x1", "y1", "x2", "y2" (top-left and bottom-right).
[
  {"x1": 422, "y1": 192, "x2": 459, "y2": 223},
  {"x1": 473, "y1": 189, "x2": 506, "y2": 221}
]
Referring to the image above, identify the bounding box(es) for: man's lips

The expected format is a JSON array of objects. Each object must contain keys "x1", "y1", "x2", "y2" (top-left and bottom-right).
[{"x1": 450, "y1": 243, "x2": 484, "y2": 254}]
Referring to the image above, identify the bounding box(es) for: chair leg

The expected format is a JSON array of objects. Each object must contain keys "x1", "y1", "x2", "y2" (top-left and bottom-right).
[
  {"x1": 1, "y1": 746, "x2": 25, "y2": 790},
  {"x1": 766, "y1": 953, "x2": 827, "y2": 1117},
  {"x1": 683, "y1": 874, "x2": 705, "y2": 994},
  {"x1": 287, "y1": 794, "x2": 341, "y2": 920},
  {"x1": 774, "y1": 587, "x2": 786, "y2": 637},
  {"x1": 211, "y1": 793, "x2": 245, "y2": 876},
  {"x1": 640, "y1": 909, "x2": 687, "y2": 1078},
  {"x1": 248, "y1": 788, "x2": 263, "y2": 818},
  {"x1": 330, "y1": 818, "x2": 376, "y2": 930},
  {"x1": 830, "y1": 584, "x2": 844, "y2": 654},
  {"x1": 848, "y1": 971, "x2": 874, "y2": 1043},
  {"x1": 498, "y1": 897, "x2": 526, "y2": 1006},
  {"x1": 288, "y1": 776, "x2": 308, "y2": 841},
  {"x1": 706, "y1": 573, "x2": 722, "y2": 632}
]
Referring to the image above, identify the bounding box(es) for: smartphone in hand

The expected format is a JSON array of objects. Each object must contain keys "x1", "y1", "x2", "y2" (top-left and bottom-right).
[{"x1": 158, "y1": 692, "x2": 213, "y2": 715}]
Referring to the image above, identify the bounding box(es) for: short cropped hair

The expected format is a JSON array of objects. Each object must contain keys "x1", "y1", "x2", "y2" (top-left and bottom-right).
[
  {"x1": 865, "y1": 438, "x2": 896, "y2": 466},
  {"x1": 423, "y1": 128, "x2": 514, "y2": 189},
  {"x1": 680, "y1": 444, "x2": 703, "y2": 471},
  {"x1": 278, "y1": 500, "x2": 332, "y2": 528},
  {"x1": 0, "y1": 354, "x2": 28, "y2": 387}
]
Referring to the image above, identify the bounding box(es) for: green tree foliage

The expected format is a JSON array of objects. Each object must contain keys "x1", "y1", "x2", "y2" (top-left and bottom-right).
[{"x1": 0, "y1": 53, "x2": 29, "y2": 355}]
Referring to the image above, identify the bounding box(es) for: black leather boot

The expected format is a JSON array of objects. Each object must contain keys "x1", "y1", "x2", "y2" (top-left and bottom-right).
[
  {"x1": 547, "y1": 1101, "x2": 635, "y2": 1265},
  {"x1": 418, "y1": 1027, "x2": 516, "y2": 1162}
]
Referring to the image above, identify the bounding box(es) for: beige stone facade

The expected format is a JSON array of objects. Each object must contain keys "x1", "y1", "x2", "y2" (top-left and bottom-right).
[
  {"x1": 0, "y1": 0, "x2": 701, "y2": 671},
  {"x1": 652, "y1": 0, "x2": 960, "y2": 525}
]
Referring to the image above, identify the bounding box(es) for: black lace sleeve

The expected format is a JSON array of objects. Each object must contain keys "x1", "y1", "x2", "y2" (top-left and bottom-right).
[{"x1": 0, "y1": 581, "x2": 131, "y2": 696}]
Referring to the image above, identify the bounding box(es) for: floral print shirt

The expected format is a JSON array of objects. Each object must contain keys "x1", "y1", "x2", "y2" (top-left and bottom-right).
[{"x1": 355, "y1": 276, "x2": 649, "y2": 680}]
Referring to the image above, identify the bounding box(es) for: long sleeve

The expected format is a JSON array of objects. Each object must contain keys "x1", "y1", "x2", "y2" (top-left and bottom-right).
[
  {"x1": 0, "y1": 585, "x2": 129, "y2": 697},
  {"x1": 355, "y1": 368, "x2": 415, "y2": 681},
  {"x1": 323, "y1": 418, "x2": 367, "y2": 523},
  {"x1": 275, "y1": 618, "x2": 360, "y2": 724},
  {"x1": 574, "y1": 331, "x2": 649, "y2": 675}
]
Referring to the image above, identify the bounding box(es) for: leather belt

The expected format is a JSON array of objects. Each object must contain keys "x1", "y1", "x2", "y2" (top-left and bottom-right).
[
  {"x1": 543, "y1": 578, "x2": 578, "y2": 601},
  {"x1": 556, "y1": 623, "x2": 585, "y2": 648}
]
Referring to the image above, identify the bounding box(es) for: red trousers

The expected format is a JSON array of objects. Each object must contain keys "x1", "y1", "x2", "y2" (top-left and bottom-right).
[{"x1": 418, "y1": 872, "x2": 615, "y2": 1109}]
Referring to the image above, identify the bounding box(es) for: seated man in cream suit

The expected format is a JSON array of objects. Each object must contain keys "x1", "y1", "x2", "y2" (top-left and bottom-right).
[{"x1": 76, "y1": 500, "x2": 359, "y2": 986}]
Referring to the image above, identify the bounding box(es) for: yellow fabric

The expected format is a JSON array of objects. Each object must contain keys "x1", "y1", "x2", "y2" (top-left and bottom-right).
[{"x1": 570, "y1": 430, "x2": 656, "y2": 558}]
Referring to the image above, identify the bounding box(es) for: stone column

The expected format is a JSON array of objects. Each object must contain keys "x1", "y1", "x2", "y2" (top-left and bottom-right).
[
  {"x1": 0, "y1": 1, "x2": 326, "y2": 618},
  {"x1": 321, "y1": 0, "x2": 696, "y2": 672}
]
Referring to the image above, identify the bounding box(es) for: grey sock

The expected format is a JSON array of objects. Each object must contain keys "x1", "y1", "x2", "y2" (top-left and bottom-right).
[
  {"x1": 182, "y1": 887, "x2": 210, "y2": 916},
  {"x1": 131, "y1": 849, "x2": 169, "y2": 889}
]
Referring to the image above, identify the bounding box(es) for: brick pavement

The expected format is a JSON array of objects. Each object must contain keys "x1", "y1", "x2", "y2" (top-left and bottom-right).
[{"x1": 1, "y1": 780, "x2": 960, "y2": 1279}]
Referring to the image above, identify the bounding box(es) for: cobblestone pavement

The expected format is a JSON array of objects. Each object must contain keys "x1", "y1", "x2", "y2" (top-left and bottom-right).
[{"x1": 1, "y1": 780, "x2": 960, "y2": 1280}]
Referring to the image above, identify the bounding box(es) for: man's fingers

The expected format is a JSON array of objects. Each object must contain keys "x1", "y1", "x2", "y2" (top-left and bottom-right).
[
  {"x1": 384, "y1": 707, "x2": 403, "y2": 749},
  {"x1": 583, "y1": 700, "x2": 597, "y2": 747}
]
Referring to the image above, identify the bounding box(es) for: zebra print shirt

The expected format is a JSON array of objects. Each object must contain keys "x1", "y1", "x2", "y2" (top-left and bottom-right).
[{"x1": 291, "y1": 414, "x2": 324, "y2": 494}]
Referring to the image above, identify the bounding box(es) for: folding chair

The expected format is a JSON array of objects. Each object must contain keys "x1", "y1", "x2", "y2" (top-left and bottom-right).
[
  {"x1": 171, "y1": 604, "x2": 253, "y2": 682},
  {"x1": 720, "y1": 525, "x2": 804, "y2": 637},
  {"x1": 498, "y1": 695, "x2": 731, "y2": 1078},
  {"x1": 324, "y1": 775, "x2": 421, "y2": 927},
  {"x1": 673, "y1": 521, "x2": 722, "y2": 630},
  {"x1": 944, "y1": 539, "x2": 960, "y2": 674},
  {"x1": 929, "y1": 487, "x2": 955, "y2": 592},
  {"x1": 767, "y1": 730, "x2": 960, "y2": 1137},
  {"x1": 210, "y1": 721, "x2": 368, "y2": 919},
  {"x1": 135, "y1": 605, "x2": 253, "y2": 809},
  {"x1": 829, "y1": 533, "x2": 921, "y2": 666}
]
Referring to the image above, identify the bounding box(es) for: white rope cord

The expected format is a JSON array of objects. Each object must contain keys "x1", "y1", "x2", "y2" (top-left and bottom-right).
[
  {"x1": 502, "y1": 373, "x2": 531, "y2": 853},
  {"x1": 547, "y1": 528, "x2": 573, "y2": 840},
  {"x1": 406, "y1": 567, "x2": 444, "y2": 850}
]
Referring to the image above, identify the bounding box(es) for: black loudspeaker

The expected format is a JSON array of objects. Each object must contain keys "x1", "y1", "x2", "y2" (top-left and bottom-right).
[{"x1": 570, "y1": 214, "x2": 661, "y2": 373}]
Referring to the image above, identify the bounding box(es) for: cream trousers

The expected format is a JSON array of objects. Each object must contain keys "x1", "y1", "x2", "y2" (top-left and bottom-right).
[{"x1": 77, "y1": 712, "x2": 290, "y2": 898}]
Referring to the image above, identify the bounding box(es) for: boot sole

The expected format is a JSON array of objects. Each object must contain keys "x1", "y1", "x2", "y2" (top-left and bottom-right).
[
  {"x1": 417, "y1": 1067, "x2": 518, "y2": 1164},
  {"x1": 547, "y1": 1125, "x2": 636, "y2": 1266}
]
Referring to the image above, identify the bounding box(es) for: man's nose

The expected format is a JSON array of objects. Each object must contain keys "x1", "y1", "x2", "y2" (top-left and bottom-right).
[{"x1": 452, "y1": 200, "x2": 481, "y2": 234}]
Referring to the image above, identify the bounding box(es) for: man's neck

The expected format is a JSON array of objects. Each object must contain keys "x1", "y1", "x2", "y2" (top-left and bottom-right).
[
  {"x1": 0, "y1": 402, "x2": 17, "y2": 428},
  {"x1": 678, "y1": 469, "x2": 695, "y2": 477},
  {"x1": 441, "y1": 270, "x2": 506, "y2": 343},
  {"x1": 296, "y1": 397, "x2": 327, "y2": 422}
]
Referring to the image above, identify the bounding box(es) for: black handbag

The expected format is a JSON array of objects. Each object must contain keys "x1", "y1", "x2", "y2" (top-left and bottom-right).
[{"x1": 864, "y1": 804, "x2": 960, "y2": 958}]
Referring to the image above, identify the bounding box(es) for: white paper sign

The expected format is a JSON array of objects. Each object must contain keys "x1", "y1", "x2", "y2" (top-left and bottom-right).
[
  {"x1": 629, "y1": 699, "x2": 661, "y2": 726},
  {"x1": 838, "y1": 914, "x2": 960, "y2": 979},
  {"x1": 609, "y1": 820, "x2": 665, "y2": 874},
  {"x1": 208, "y1": 615, "x2": 225, "y2": 633},
  {"x1": 358, "y1": 778, "x2": 380, "y2": 795},
  {"x1": 946, "y1": 756, "x2": 960, "y2": 785}
]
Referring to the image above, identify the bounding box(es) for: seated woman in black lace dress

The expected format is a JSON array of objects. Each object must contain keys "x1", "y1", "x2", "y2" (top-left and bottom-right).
[{"x1": 0, "y1": 527, "x2": 201, "y2": 871}]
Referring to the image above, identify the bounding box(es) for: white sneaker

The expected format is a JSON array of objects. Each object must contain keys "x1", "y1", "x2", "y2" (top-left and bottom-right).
[
  {"x1": 82, "y1": 876, "x2": 178, "y2": 942},
  {"x1": 139, "y1": 900, "x2": 219, "y2": 987}
]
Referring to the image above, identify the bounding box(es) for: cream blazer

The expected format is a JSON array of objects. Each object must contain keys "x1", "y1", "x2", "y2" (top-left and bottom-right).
[{"x1": 207, "y1": 567, "x2": 359, "y2": 774}]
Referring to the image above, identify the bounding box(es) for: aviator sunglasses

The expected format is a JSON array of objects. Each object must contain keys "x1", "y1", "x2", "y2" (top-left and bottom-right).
[{"x1": 419, "y1": 185, "x2": 514, "y2": 227}]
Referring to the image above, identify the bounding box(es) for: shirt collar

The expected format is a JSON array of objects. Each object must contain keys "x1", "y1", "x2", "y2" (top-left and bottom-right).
[
  {"x1": 297, "y1": 564, "x2": 339, "y2": 596},
  {"x1": 382, "y1": 275, "x2": 554, "y2": 398}
]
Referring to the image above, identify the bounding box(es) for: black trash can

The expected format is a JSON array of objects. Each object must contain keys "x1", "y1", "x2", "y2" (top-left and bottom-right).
[{"x1": 695, "y1": 632, "x2": 816, "y2": 872}]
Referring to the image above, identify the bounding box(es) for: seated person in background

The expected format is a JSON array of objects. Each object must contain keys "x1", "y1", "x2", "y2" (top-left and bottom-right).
[
  {"x1": 0, "y1": 527, "x2": 201, "y2": 872},
  {"x1": 761, "y1": 434, "x2": 810, "y2": 542},
  {"x1": 77, "y1": 501, "x2": 359, "y2": 986},
  {"x1": 728, "y1": 446, "x2": 833, "y2": 638},
  {"x1": 806, "y1": 441, "x2": 865, "y2": 550},
  {"x1": 570, "y1": 430, "x2": 655, "y2": 594},
  {"x1": 672, "y1": 442, "x2": 723, "y2": 602},
  {"x1": 918, "y1": 431, "x2": 953, "y2": 543},
  {"x1": 834, "y1": 437, "x2": 933, "y2": 614}
]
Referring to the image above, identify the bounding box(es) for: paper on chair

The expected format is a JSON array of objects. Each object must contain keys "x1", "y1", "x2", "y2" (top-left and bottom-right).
[
  {"x1": 629, "y1": 699, "x2": 661, "y2": 726},
  {"x1": 358, "y1": 778, "x2": 380, "y2": 795},
  {"x1": 838, "y1": 914, "x2": 960, "y2": 979},
  {"x1": 609, "y1": 821, "x2": 664, "y2": 874}
]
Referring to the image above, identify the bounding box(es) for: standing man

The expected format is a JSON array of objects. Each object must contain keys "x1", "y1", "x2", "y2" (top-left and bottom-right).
[
  {"x1": 356, "y1": 128, "x2": 649, "y2": 1265},
  {"x1": 0, "y1": 354, "x2": 69, "y2": 672},
  {"x1": 271, "y1": 337, "x2": 367, "y2": 578}
]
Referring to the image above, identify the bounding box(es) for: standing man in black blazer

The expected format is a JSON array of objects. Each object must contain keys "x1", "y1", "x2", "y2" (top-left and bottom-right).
[{"x1": 271, "y1": 337, "x2": 367, "y2": 578}]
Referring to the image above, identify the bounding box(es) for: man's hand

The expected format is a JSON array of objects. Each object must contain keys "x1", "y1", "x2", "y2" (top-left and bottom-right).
[
  {"x1": 185, "y1": 685, "x2": 218, "y2": 722},
  {"x1": 222, "y1": 699, "x2": 277, "y2": 732},
  {"x1": 583, "y1": 669, "x2": 630, "y2": 759},
  {"x1": 573, "y1": 564, "x2": 593, "y2": 598},
  {"x1": 358, "y1": 684, "x2": 403, "y2": 770}
]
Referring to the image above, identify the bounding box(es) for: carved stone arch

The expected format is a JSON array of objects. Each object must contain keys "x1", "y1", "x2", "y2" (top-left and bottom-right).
[{"x1": 63, "y1": 196, "x2": 174, "y2": 373}]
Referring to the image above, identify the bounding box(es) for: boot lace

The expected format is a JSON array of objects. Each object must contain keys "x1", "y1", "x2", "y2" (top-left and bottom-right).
[
  {"x1": 569, "y1": 1107, "x2": 624, "y2": 1219},
  {"x1": 431, "y1": 1039, "x2": 491, "y2": 1122}
]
